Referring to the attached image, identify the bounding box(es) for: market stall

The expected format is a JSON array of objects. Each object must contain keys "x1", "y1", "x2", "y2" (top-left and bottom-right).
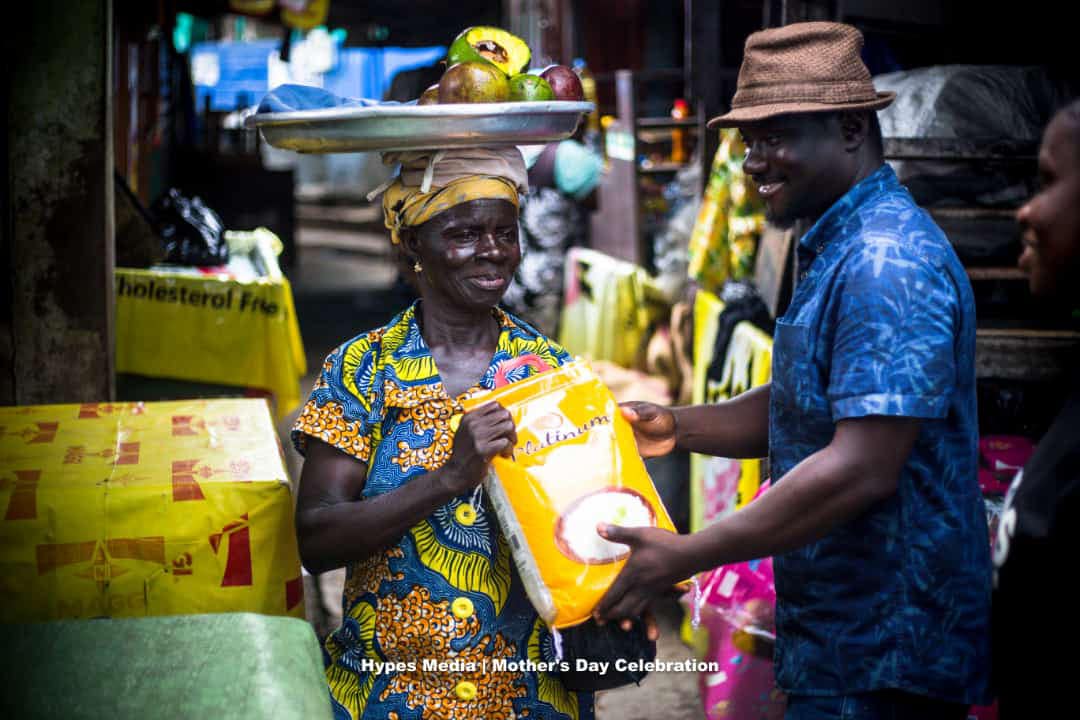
[{"x1": 115, "y1": 228, "x2": 306, "y2": 420}]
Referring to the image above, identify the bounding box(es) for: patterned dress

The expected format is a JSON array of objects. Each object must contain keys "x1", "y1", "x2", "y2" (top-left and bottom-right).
[{"x1": 293, "y1": 302, "x2": 593, "y2": 720}]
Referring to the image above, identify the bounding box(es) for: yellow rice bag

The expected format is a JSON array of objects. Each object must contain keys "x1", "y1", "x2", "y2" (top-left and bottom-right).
[{"x1": 461, "y1": 359, "x2": 676, "y2": 628}]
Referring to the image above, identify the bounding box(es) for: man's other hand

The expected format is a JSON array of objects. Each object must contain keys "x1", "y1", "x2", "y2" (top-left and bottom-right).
[
  {"x1": 619, "y1": 402, "x2": 677, "y2": 458},
  {"x1": 593, "y1": 524, "x2": 690, "y2": 622}
]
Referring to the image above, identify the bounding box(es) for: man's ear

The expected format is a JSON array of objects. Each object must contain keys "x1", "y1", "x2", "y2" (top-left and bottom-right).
[{"x1": 839, "y1": 111, "x2": 869, "y2": 152}]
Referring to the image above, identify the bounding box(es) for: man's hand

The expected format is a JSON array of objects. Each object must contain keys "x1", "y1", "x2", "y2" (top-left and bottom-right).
[
  {"x1": 593, "y1": 524, "x2": 692, "y2": 622},
  {"x1": 615, "y1": 610, "x2": 661, "y2": 642},
  {"x1": 619, "y1": 402, "x2": 677, "y2": 458}
]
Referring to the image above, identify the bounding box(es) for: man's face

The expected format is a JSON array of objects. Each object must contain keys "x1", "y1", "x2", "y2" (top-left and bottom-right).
[
  {"x1": 1017, "y1": 115, "x2": 1080, "y2": 298},
  {"x1": 406, "y1": 198, "x2": 521, "y2": 312},
  {"x1": 739, "y1": 114, "x2": 853, "y2": 228}
]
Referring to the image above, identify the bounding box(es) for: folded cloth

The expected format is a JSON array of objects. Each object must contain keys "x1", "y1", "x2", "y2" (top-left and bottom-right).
[
  {"x1": 379, "y1": 147, "x2": 528, "y2": 245},
  {"x1": 382, "y1": 147, "x2": 529, "y2": 194},
  {"x1": 256, "y1": 84, "x2": 406, "y2": 114}
]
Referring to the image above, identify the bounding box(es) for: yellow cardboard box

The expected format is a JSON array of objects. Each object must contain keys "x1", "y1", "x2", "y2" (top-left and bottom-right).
[{"x1": 0, "y1": 399, "x2": 304, "y2": 622}]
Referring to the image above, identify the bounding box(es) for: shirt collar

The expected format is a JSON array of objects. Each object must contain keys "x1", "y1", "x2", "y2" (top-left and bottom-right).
[
  {"x1": 382, "y1": 301, "x2": 516, "y2": 409},
  {"x1": 799, "y1": 163, "x2": 898, "y2": 254}
]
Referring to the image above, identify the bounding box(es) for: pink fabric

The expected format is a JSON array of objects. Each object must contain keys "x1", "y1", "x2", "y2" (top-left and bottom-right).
[
  {"x1": 686, "y1": 482, "x2": 786, "y2": 719},
  {"x1": 701, "y1": 456, "x2": 742, "y2": 523}
]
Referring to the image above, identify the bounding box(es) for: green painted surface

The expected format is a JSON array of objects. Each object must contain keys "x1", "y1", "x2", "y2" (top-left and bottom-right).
[{"x1": 0, "y1": 613, "x2": 332, "y2": 719}]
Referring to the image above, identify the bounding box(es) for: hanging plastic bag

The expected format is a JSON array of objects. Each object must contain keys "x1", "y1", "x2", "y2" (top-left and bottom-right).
[
  {"x1": 684, "y1": 481, "x2": 786, "y2": 720},
  {"x1": 153, "y1": 188, "x2": 229, "y2": 267},
  {"x1": 461, "y1": 359, "x2": 677, "y2": 629}
]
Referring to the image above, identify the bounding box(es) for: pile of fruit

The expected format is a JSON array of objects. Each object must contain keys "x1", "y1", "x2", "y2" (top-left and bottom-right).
[{"x1": 419, "y1": 27, "x2": 585, "y2": 105}]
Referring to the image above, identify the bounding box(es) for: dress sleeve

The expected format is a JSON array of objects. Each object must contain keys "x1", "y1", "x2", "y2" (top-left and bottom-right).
[
  {"x1": 827, "y1": 238, "x2": 961, "y2": 421},
  {"x1": 536, "y1": 334, "x2": 573, "y2": 367},
  {"x1": 291, "y1": 337, "x2": 378, "y2": 463}
]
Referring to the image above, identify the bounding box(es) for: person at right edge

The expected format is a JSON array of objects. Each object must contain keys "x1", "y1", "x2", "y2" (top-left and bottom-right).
[
  {"x1": 591, "y1": 22, "x2": 992, "y2": 719},
  {"x1": 993, "y1": 98, "x2": 1080, "y2": 719}
]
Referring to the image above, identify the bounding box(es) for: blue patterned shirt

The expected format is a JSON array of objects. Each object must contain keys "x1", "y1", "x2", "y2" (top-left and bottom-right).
[{"x1": 768, "y1": 164, "x2": 991, "y2": 703}]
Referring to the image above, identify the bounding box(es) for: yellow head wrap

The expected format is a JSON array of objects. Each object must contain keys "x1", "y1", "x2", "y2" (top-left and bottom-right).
[{"x1": 379, "y1": 147, "x2": 528, "y2": 245}]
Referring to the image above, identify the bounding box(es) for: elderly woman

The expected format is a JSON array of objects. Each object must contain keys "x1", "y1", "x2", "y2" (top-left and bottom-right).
[
  {"x1": 292, "y1": 147, "x2": 592, "y2": 720},
  {"x1": 993, "y1": 98, "x2": 1080, "y2": 719}
]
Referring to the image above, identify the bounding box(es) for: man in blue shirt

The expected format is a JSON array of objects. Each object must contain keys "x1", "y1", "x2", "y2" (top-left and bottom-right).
[{"x1": 594, "y1": 22, "x2": 991, "y2": 719}]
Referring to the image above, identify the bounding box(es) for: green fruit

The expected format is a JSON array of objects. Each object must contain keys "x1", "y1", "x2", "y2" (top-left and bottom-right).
[
  {"x1": 447, "y1": 26, "x2": 530, "y2": 76},
  {"x1": 438, "y1": 62, "x2": 510, "y2": 104},
  {"x1": 508, "y1": 74, "x2": 554, "y2": 102},
  {"x1": 417, "y1": 84, "x2": 439, "y2": 105}
]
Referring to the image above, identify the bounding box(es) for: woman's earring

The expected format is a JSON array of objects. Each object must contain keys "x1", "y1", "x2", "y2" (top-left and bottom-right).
[{"x1": 413, "y1": 260, "x2": 423, "y2": 273}]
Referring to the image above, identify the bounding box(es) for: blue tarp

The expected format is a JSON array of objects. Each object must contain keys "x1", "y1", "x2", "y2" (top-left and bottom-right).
[{"x1": 192, "y1": 42, "x2": 445, "y2": 111}]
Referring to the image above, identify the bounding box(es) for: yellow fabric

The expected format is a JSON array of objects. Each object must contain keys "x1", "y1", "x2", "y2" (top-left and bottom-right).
[
  {"x1": 687, "y1": 130, "x2": 766, "y2": 293},
  {"x1": 702, "y1": 321, "x2": 774, "y2": 514},
  {"x1": 687, "y1": 300, "x2": 774, "y2": 533},
  {"x1": 557, "y1": 248, "x2": 665, "y2": 370},
  {"x1": 688, "y1": 289, "x2": 725, "y2": 536},
  {"x1": 382, "y1": 176, "x2": 520, "y2": 245},
  {"x1": 115, "y1": 253, "x2": 306, "y2": 422},
  {"x1": 682, "y1": 291, "x2": 773, "y2": 653},
  {"x1": 0, "y1": 399, "x2": 304, "y2": 622}
]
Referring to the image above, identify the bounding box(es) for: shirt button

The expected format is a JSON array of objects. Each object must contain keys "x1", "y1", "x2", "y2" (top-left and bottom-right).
[
  {"x1": 454, "y1": 680, "x2": 477, "y2": 701},
  {"x1": 455, "y1": 504, "x2": 477, "y2": 526},
  {"x1": 817, "y1": 244, "x2": 825, "y2": 253},
  {"x1": 800, "y1": 271, "x2": 808, "y2": 280},
  {"x1": 451, "y1": 597, "x2": 475, "y2": 619}
]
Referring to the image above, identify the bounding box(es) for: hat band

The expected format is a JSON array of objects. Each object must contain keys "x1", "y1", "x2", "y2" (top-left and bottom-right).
[{"x1": 733, "y1": 79, "x2": 880, "y2": 109}]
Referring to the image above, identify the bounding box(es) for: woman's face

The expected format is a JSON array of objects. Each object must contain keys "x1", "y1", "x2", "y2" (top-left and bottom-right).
[
  {"x1": 1017, "y1": 114, "x2": 1080, "y2": 298},
  {"x1": 406, "y1": 198, "x2": 521, "y2": 312}
]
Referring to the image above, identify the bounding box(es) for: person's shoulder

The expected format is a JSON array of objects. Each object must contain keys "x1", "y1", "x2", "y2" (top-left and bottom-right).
[
  {"x1": 856, "y1": 181, "x2": 958, "y2": 269},
  {"x1": 321, "y1": 306, "x2": 416, "y2": 387},
  {"x1": 836, "y1": 227, "x2": 965, "y2": 312},
  {"x1": 498, "y1": 307, "x2": 572, "y2": 364}
]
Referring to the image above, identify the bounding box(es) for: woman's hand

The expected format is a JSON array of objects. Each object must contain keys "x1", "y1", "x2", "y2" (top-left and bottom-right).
[
  {"x1": 619, "y1": 402, "x2": 677, "y2": 458},
  {"x1": 442, "y1": 402, "x2": 517, "y2": 495}
]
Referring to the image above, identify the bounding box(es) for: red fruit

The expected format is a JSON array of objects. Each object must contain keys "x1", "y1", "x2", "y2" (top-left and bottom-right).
[{"x1": 540, "y1": 65, "x2": 584, "y2": 102}]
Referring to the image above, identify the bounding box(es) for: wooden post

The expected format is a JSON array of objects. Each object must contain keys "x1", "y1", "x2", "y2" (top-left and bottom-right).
[
  {"x1": 686, "y1": 0, "x2": 723, "y2": 188},
  {"x1": 589, "y1": 70, "x2": 644, "y2": 265},
  {"x1": 3, "y1": 0, "x2": 115, "y2": 404}
]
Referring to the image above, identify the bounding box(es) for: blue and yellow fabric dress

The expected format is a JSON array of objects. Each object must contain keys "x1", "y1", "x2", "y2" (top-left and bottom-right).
[{"x1": 293, "y1": 302, "x2": 593, "y2": 720}]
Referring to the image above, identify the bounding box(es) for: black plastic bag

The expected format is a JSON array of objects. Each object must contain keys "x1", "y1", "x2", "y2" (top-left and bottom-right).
[
  {"x1": 556, "y1": 617, "x2": 656, "y2": 692},
  {"x1": 153, "y1": 188, "x2": 228, "y2": 266}
]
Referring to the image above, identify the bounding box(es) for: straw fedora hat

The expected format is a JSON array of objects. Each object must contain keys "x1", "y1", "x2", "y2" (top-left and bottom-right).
[{"x1": 708, "y1": 22, "x2": 895, "y2": 128}]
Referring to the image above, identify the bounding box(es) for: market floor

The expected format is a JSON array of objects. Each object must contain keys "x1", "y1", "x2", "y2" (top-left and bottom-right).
[{"x1": 278, "y1": 218, "x2": 705, "y2": 720}]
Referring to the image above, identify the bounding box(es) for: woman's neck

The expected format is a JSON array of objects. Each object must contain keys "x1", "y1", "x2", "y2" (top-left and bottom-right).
[{"x1": 416, "y1": 299, "x2": 499, "y2": 351}]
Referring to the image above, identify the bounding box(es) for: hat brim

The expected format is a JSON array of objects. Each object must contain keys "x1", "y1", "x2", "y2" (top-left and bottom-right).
[{"x1": 707, "y1": 91, "x2": 895, "y2": 129}]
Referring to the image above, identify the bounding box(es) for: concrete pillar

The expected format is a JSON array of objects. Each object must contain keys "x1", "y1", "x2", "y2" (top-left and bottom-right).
[{"x1": 2, "y1": 0, "x2": 115, "y2": 405}]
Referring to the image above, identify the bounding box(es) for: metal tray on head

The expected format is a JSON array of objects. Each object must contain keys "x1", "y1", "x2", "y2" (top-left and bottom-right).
[{"x1": 246, "y1": 101, "x2": 594, "y2": 153}]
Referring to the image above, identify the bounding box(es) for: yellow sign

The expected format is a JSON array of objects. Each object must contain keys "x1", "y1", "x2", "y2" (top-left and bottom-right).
[
  {"x1": 115, "y1": 260, "x2": 306, "y2": 420},
  {"x1": 0, "y1": 399, "x2": 304, "y2": 622}
]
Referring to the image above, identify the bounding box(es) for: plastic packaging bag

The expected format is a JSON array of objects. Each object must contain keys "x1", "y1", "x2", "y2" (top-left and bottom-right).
[
  {"x1": 461, "y1": 359, "x2": 676, "y2": 629},
  {"x1": 556, "y1": 617, "x2": 656, "y2": 692},
  {"x1": 684, "y1": 481, "x2": 786, "y2": 720},
  {"x1": 153, "y1": 188, "x2": 229, "y2": 267}
]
